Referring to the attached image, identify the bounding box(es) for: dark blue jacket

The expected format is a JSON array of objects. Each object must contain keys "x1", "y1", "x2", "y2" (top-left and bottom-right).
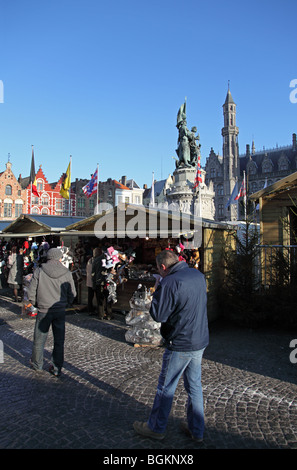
[{"x1": 150, "y1": 261, "x2": 209, "y2": 351}]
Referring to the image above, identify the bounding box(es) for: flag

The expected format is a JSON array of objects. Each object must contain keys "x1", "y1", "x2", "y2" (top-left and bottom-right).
[
  {"x1": 60, "y1": 161, "x2": 71, "y2": 199},
  {"x1": 193, "y1": 156, "x2": 202, "y2": 189},
  {"x1": 256, "y1": 178, "x2": 267, "y2": 210},
  {"x1": 82, "y1": 167, "x2": 98, "y2": 198},
  {"x1": 150, "y1": 172, "x2": 155, "y2": 206},
  {"x1": 30, "y1": 147, "x2": 40, "y2": 197},
  {"x1": 235, "y1": 178, "x2": 246, "y2": 200},
  {"x1": 225, "y1": 182, "x2": 238, "y2": 209}
]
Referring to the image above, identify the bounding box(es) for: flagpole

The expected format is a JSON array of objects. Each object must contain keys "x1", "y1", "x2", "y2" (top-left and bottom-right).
[
  {"x1": 151, "y1": 171, "x2": 155, "y2": 207},
  {"x1": 30, "y1": 145, "x2": 33, "y2": 214},
  {"x1": 69, "y1": 155, "x2": 72, "y2": 216},
  {"x1": 96, "y1": 163, "x2": 99, "y2": 214},
  {"x1": 243, "y1": 170, "x2": 247, "y2": 222}
]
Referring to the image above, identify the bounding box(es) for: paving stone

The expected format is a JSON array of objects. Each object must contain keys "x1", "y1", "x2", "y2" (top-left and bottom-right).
[{"x1": 0, "y1": 297, "x2": 296, "y2": 450}]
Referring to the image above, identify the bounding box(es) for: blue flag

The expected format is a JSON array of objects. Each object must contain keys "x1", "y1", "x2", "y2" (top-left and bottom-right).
[{"x1": 225, "y1": 182, "x2": 238, "y2": 209}]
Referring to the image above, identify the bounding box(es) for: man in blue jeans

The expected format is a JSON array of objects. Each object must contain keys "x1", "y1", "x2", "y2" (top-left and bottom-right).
[
  {"x1": 28, "y1": 248, "x2": 76, "y2": 377},
  {"x1": 133, "y1": 249, "x2": 209, "y2": 442}
]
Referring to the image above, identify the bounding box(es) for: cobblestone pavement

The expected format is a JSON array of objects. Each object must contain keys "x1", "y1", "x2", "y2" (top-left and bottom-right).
[{"x1": 0, "y1": 292, "x2": 296, "y2": 451}]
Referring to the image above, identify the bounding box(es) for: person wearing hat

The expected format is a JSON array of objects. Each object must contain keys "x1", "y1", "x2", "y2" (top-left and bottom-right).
[{"x1": 28, "y1": 247, "x2": 77, "y2": 377}]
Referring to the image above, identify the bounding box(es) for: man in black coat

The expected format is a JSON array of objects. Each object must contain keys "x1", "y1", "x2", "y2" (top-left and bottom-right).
[{"x1": 133, "y1": 249, "x2": 209, "y2": 442}]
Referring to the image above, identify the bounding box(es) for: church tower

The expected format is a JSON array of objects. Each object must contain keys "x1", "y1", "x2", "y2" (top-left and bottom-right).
[{"x1": 221, "y1": 84, "x2": 239, "y2": 220}]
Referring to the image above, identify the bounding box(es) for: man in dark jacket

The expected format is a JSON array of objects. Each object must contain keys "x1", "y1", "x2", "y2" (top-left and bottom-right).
[
  {"x1": 133, "y1": 249, "x2": 209, "y2": 442},
  {"x1": 28, "y1": 248, "x2": 76, "y2": 377}
]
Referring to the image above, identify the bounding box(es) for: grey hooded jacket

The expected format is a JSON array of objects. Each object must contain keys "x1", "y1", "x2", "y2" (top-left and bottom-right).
[{"x1": 28, "y1": 260, "x2": 77, "y2": 314}]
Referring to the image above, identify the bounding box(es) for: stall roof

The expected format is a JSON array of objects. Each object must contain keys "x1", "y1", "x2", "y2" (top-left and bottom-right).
[
  {"x1": 64, "y1": 204, "x2": 231, "y2": 238},
  {"x1": 250, "y1": 171, "x2": 297, "y2": 201},
  {"x1": 2, "y1": 214, "x2": 85, "y2": 236},
  {"x1": 0, "y1": 221, "x2": 14, "y2": 233}
]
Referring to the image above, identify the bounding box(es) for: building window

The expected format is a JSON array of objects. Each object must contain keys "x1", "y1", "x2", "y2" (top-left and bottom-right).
[
  {"x1": 42, "y1": 208, "x2": 49, "y2": 214},
  {"x1": 5, "y1": 185, "x2": 12, "y2": 195},
  {"x1": 78, "y1": 198, "x2": 85, "y2": 209},
  {"x1": 210, "y1": 168, "x2": 216, "y2": 178},
  {"x1": 42, "y1": 196, "x2": 49, "y2": 206},
  {"x1": 89, "y1": 199, "x2": 95, "y2": 209},
  {"x1": 15, "y1": 203, "x2": 23, "y2": 217},
  {"x1": 56, "y1": 200, "x2": 63, "y2": 211},
  {"x1": 218, "y1": 204, "x2": 224, "y2": 217},
  {"x1": 217, "y1": 184, "x2": 224, "y2": 196},
  {"x1": 4, "y1": 202, "x2": 12, "y2": 217},
  {"x1": 32, "y1": 196, "x2": 39, "y2": 205},
  {"x1": 37, "y1": 180, "x2": 43, "y2": 192}
]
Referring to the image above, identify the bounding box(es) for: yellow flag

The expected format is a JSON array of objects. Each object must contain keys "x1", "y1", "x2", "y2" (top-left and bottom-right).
[{"x1": 60, "y1": 162, "x2": 71, "y2": 199}]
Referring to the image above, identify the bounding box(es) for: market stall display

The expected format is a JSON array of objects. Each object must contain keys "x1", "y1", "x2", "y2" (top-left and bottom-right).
[{"x1": 125, "y1": 284, "x2": 162, "y2": 347}]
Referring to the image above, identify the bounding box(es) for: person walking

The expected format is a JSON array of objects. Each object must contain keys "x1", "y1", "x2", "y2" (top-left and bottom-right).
[
  {"x1": 7, "y1": 246, "x2": 24, "y2": 302},
  {"x1": 28, "y1": 248, "x2": 76, "y2": 377},
  {"x1": 85, "y1": 249, "x2": 97, "y2": 315},
  {"x1": 133, "y1": 249, "x2": 209, "y2": 442},
  {"x1": 91, "y1": 247, "x2": 108, "y2": 319}
]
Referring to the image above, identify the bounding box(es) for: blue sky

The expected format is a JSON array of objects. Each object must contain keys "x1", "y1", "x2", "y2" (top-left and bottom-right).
[{"x1": 0, "y1": 0, "x2": 296, "y2": 188}]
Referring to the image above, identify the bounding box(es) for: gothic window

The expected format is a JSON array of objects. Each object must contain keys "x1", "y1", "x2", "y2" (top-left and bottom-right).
[
  {"x1": 250, "y1": 181, "x2": 258, "y2": 193},
  {"x1": 32, "y1": 196, "x2": 39, "y2": 204},
  {"x1": 218, "y1": 204, "x2": 224, "y2": 217},
  {"x1": 210, "y1": 168, "x2": 216, "y2": 178},
  {"x1": 247, "y1": 161, "x2": 257, "y2": 175},
  {"x1": 262, "y1": 156, "x2": 273, "y2": 174},
  {"x1": 217, "y1": 184, "x2": 224, "y2": 196},
  {"x1": 5, "y1": 185, "x2": 12, "y2": 195},
  {"x1": 41, "y1": 208, "x2": 49, "y2": 214},
  {"x1": 278, "y1": 154, "x2": 290, "y2": 171}
]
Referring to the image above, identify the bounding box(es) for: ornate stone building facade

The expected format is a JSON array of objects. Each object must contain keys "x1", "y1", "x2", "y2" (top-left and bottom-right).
[{"x1": 205, "y1": 87, "x2": 297, "y2": 221}]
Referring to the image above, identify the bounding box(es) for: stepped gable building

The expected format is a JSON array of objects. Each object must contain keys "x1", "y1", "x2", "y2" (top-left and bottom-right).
[
  {"x1": 19, "y1": 165, "x2": 76, "y2": 216},
  {"x1": 205, "y1": 86, "x2": 297, "y2": 221},
  {"x1": 0, "y1": 161, "x2": 26, "y2": 220}
]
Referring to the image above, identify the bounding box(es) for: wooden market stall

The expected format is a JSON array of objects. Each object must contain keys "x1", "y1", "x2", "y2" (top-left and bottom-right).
[
  {"x1": 63, "y1": 204, "x2": 233, "y2": 321},
  {"x1": 250, "y1": 171, "x2": 297, "y2": 287}
]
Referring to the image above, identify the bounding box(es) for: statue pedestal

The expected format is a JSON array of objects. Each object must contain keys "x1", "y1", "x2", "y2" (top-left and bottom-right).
[{"x1": 166, "y1": 167, "x2": 196, "y2": 213}]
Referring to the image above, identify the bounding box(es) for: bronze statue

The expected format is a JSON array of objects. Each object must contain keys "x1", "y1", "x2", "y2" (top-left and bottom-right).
[{"x1": 175, "y1": 100, "x2": 200, "y2": 168}]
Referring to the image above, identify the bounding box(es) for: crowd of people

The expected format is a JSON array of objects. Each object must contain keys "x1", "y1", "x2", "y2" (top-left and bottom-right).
[
  {"x1": 0, "y1": 239, "x2": 50, "y2": 302},
  {"x1": 0, "y1": 238, "x2": 138, "y2": 320},
  {"x1": 0, "y1": 238, "x2": 201, "y2": 314}
]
